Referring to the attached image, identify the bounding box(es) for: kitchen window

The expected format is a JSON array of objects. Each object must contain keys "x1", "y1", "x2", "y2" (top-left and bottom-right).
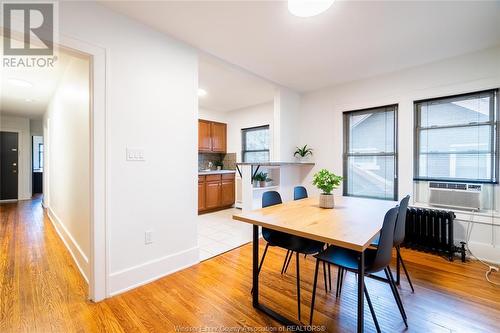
[
  {"x1": 414, "y1": 89, "x2": 498, "y2": 183},
  {"x1": 242, "y1": 125, "x2": 270, "y2": 163},
  {"x1": 343, "y1": 105, "x2": 398, "y2": 200}
]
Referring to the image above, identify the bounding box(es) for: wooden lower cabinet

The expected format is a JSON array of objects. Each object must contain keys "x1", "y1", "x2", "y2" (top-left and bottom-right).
[
  {"x1": 198, "y1": 181, "x2": 206, "y2": 211},
  {"x1": 205, "y1": 181, "x2": 222, "y2": 210},
  {"x1": 198, "y1": 173, "x2": 235, "y2": 214},
  {"x1": 221, "y1": 179, "x2": 235, "y2": 206}
]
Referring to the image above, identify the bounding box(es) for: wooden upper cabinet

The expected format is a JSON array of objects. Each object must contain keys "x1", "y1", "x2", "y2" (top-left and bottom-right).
[
  {"x1": 198, "y1": 120, "x2": 212, "y2": 152},
  {"x1": 211, "y1": 122, "x2": 227, "y2": 153},
  {"x1": 198, "y1": 119, "x2": 226, "y2": 153}
]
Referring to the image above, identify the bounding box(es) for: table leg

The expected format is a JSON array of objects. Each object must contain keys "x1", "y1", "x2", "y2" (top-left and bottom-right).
[
  {"x1": 251, "y1": 224, "x2": 300, "y2": 327},
  {"x1": 357, "y1": 250, "x2": 365, "y2": 333},
  {"x1": 253, "y1": 225, "x2": 259, "y2": 307}
]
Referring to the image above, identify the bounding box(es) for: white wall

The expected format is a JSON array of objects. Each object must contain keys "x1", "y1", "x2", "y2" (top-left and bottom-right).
[
  {"x1": 199, "y1": 107, "x2": 227, "y2": 123},
  {"x1": 57, "y1": 1, "x2": 199, "y2": 295},
  {"x1": 274, "y1": 87, "x2": 301, "y2": 162},
  {"x1": 44, "y1": 55, "x2": 91, "y2": 280},
  {"x1": 0, "y1": 115, "x2": 31, "y2": 200},
  {"x1": 30, "y1": 119, "x2": 43, "y2": 136},
  {"x1": 299, "y1": 46, "x2": 500, "y2": 263}
]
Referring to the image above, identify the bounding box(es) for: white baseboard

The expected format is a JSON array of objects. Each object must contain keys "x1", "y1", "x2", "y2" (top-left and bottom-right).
[
  {"x1": 108, "y1": 246, "x2": 199, "y2": 297},
  {"x1": 46, "y1": 207, "x2": 90, "y2": 282}
]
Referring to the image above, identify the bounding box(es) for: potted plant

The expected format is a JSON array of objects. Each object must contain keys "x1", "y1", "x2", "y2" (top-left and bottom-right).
[
  {"x1": 312, "y1": 169, "x2": 343, "y2": 209},
  {"x1": 265, "y1": 177, "x2": 273, "y2": 187},
  {"x1": 294, "y1": 145, "x2": 313, "y2": 161},
  {"x1": 253, "y1": 172, "x2": 268, "y2": 187},
  {"x1": 214, "y1": 161, "x2": 223, "y2": 171}
]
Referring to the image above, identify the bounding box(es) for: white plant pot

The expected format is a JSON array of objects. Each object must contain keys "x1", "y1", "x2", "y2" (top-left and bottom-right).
[
  {"x1": 319, "y1": 193, "x2": 334, "y2": 209},
  {"x1": 253, "y1": 180, "x2": 260, "y2": 187}
]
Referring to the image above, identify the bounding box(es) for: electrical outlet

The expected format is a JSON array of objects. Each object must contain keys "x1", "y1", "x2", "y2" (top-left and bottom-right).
[{"x1": 145, "y1": 230, "x2": 153, "y2": 245}]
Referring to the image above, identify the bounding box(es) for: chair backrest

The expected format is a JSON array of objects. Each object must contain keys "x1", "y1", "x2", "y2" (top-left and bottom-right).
[
  {"x1": 261, "y1": 191, "x2": 283, "y2": 242},
  {"x1": 393, "y1": 195, "x2": 410, "y2": 246},
  {"x1": 262, "y1": 191, "x2": 282, "y2": 208},
  {"x1": 369, "y1": 206, "x2": 399, "y2": 272},
  {"x1": 293, "y1": 186, "x2": 308, "y2": 200}
]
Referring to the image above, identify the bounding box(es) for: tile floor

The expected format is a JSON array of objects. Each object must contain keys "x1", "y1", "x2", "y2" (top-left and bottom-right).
[{"x1": 198, "y1": 208, "x2": 253, "y2": 261}]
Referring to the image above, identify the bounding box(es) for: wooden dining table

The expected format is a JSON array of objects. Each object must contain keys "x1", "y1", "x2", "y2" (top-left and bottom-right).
[{"x1": 233, "y1": 196, "x2": 397, "y2": 333}]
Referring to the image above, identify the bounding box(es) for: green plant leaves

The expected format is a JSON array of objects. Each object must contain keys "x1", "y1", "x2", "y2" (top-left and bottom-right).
[{"x1": 312, "y1": 169, "x2": 343, "y2": 195}]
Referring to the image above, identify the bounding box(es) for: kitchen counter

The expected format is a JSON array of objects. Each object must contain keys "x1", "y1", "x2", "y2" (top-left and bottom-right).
[
  {"x1": 235, "y1": 161, "x2": 315, "y2": 166},
  {"x1": 198, "y1": 170, "x2": 236, "y2": 175}
]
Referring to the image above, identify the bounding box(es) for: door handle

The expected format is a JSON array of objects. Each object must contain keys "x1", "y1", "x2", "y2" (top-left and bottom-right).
[{"x1": 12, "y1": 163, "x2": 17, "y2": 166}]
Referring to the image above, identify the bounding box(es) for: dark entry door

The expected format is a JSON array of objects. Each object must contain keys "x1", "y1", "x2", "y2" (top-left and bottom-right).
[{"x1": 0, "y1": 132, "x2": 19, "y2": 200}]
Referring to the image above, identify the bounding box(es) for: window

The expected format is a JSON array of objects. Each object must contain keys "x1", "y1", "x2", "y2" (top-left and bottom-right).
[
  {"x1": 242, "y1": 125, "x2": 270, "y2": 162},
  {"x1": 38, "y1": 143, "x2": 44, "y2": 169},
  {"x1": 343, "y1": 105, "x2": 398, "y2": 200},
  {"x1": 414, "y1": 89, "x2": 498, "y2": 183}
]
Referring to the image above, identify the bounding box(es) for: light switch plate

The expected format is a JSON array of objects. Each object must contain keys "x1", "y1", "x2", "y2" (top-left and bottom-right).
[{"x1": 126, "y1": 148, "x2": 145, "y2": 161}]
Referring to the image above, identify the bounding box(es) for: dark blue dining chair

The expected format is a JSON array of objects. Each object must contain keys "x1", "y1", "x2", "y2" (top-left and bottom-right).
[
  {"x1": 309, "y1": 206, "x2": 407, "y2": 332},
  {"x1": 256, "y1": 191, "x2": 326, "y2": 321},
  {"x1": 293, "y1": 186, "x2": 308, "y2": 200},
  {"x1": 338, "y1": 195, "x2": 413, "y2": 297}
]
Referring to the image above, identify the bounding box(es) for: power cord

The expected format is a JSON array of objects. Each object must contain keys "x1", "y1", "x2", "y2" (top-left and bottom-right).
[{"x1": 465, "y1": 210, "x2": 500, "y2": 286}]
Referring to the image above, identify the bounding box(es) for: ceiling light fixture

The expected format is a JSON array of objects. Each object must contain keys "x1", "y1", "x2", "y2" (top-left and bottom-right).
[
  {"x1": 8, "y1": 78, "x2": 33, "y2": 88},
  {"x1": 288, "y1": 0, "x2": 335, "y2": 18},
  {"x1": 198, "y1": 88, "x2": 207, "y2": 97}
]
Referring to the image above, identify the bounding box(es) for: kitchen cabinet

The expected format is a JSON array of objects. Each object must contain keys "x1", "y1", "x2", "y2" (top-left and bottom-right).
[
  {"x1": 221, "y1": 176, "x2": 235, "y2": 206},
  {"x1": 210, "y1": 122, "x2": 226, "y2": 153},
  {"x1": 198, "y1": 177, "x2": 206, "y2": 211},
  {"x1": 198, "y1": 120, "x2": 212, "y2": 152},
  {"x1": 198, "y1": 119, "x2": 226, "y2": 153},
  {"x1": 198, "y1": 173, "x2": 235, "y2": 214}
]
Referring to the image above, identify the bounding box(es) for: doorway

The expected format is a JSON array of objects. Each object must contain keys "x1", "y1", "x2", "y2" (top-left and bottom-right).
[{"x1": 0, "y1": 131, "x2": 19, "y2": 201}]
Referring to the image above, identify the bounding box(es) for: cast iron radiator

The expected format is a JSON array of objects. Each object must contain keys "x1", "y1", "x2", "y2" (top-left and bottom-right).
[{"x1": 403, "y1": 207, "x2": 465, "y2": 261}]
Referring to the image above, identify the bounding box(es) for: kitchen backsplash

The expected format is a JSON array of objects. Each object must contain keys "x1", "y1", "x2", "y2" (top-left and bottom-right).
[{"x1": 198, "y1": 153, "x2": 236, "y2": 171}]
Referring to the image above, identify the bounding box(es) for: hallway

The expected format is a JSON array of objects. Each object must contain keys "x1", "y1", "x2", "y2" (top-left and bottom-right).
[{"x1": 0, "y1": 196, "x2": 96, "y2": 331}]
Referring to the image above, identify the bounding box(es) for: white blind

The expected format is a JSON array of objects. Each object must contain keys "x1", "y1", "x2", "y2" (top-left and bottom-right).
[
  {"x1": 415, "y1": 90, "x2": 498, "y2": 183},
  {"x1": 343, "y1": 105, "x2": 397, "y2": 200}
]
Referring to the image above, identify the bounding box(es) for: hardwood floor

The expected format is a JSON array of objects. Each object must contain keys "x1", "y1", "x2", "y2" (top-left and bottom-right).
[{"x1": 1, "y1": 196, "x2": 499, "y2": 332}]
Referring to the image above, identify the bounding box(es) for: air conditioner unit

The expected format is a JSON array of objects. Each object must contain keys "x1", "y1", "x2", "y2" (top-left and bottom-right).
[{"x1": 428, "y1": 182, "x2": 482, "y2": 211}]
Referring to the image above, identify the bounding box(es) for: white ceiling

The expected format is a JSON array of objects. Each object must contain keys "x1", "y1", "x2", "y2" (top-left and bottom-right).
[
  {"x1": 0, "y1": 38, "x2": 80, "y2": 119},
  {"x1": 102, "y1": 1, "x2": 500, "y2": 92},
  {"x1": 199, "y1": 54, "x2": 275, "y2": 112}
]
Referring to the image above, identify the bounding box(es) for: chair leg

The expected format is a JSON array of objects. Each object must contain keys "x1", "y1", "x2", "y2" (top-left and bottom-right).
[
  {"x1": 284, "y1": 250, "x2": 293, "y2": 274},
  {"x1": 258, "y1": 243, "x2": 269, "y2": 274},
  {"x1": 309, "y1": 259, "x2": 320, "y2": 325},
  {"x1": 364, "y1": 285, "x2": 381, "y2": 333},
  {"x1": 323, "y1": 261, "x2": 328, "y2": 292},
  {"x1": 385, "y1": 267, "x2": 408, "y2": 327},
  {"x1": 328, "y1": 264, "x2": 332, "y2": 291},
  {"x1": 281, "y1": 250, "x2": 291, "y2": 275},
  {"x1": 336, "y1": 267, "x2": 342, "y2": 297},
  {"x1": 337, "y1": 267, "x2": 345, "y2": 298},
  {"x1": 397, "y1": 247, "x2": 415, "y2": 293},
  {"x1": 251, "y1": 243, "x2": 269, "y2": 294},
  {"x1": 295, "y1": 252, "x2": 301, "y2": 322}
]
